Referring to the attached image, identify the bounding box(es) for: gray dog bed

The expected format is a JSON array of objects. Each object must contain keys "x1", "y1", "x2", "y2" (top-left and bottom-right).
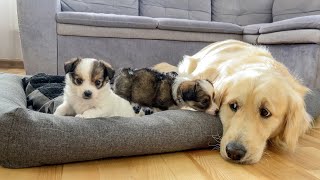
[{"x1": 0, "y1": 73, "x2": 319, "y2": 168}]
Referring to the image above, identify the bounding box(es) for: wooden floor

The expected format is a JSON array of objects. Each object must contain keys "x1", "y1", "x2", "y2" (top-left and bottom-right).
[
  {"x1": 0, "y1": 67, "x2": 26, "y2": 75},
  {"x1": 0, "y1": 68, "x2": 320, "y2": 180}
]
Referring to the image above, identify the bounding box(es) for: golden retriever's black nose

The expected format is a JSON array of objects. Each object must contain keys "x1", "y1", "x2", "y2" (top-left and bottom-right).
[
  {"x1": 83, "y1": 90, "x2": 92, "y2": 99},
  {"x1": 226, "y1": 142, "x2": 247, "y2": 161}
]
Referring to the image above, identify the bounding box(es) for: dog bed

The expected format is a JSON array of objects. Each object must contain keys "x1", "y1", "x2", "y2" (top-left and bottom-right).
[{"x1": 0, "y1": 73, "x2": 319, "y2": 168}]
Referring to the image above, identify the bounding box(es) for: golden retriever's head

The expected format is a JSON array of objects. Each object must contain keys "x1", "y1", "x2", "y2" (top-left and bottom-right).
[{"x1": 215, "y1": 70, "x2": 312, "y2": 164}]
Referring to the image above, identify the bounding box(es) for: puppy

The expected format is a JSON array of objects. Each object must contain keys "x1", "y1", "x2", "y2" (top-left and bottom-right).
[
  {"x1": 112, "y1": 68, "x2": 218, "y2": 114},
  {"x1": 54, "y1": 58, "x2": 138, "y2": 118}
]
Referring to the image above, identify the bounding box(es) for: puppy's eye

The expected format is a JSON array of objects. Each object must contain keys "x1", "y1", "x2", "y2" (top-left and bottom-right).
[
  {"x1": 201, "y1": 98, "x2": 209, "y2": 106},
  {"x1": 260, "y1": 108, "x2": 271, "y2": 118},
  {"x1": 229, "y1": 102, "x2": 238, "y2": 112},
  {"x1": 75, "y1": 78, "x2": 83, "y2": 85},
  {"x1": 95, "y1": 80, "x2": 102, "y2": 87}
]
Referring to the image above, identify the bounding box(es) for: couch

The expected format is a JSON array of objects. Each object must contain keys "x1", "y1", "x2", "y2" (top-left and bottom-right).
[{"x1": 17, "y1": 0, "x2": 320, "y2": 89}]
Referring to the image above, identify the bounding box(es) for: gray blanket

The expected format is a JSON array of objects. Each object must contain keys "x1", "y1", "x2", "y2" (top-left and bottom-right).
[{"x1": 22, "y1": 73, "x2": 64, "y2": 113}]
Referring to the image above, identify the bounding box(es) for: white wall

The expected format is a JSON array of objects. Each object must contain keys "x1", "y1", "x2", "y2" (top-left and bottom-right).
[{"x1": 0, "y1": 0, "x2": 22, "y2": 60}]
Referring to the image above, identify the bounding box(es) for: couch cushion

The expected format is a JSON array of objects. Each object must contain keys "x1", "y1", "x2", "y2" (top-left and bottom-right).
[
  {"x1": 258, "y1": 29, "x2": 320, "y2": 44},
  {"x1": 273, "y1": 0, "x2": 320, "y2": 22},
  {"x1": 61, "y1": 0, "x2": 138, "y2": 16},
  {"x1": 157, "y1": 18, "x2": 243, "y2": 34},
  {"x1": 56, "y1": 12, "x2": 158, "y2": 29},
  {"x1": 57, "y1": 24, "x2": 242, "y2": 42},
  {"x1": 140, "y1": 0, "x2": 211, "y2": 21},
  {"x1": 243, "y1": 35, "x2": 259, "y2": 44},
  {"x1": 243, "y1": 23, "x2": 268, "y2": 35},
  {"x1": 260, "y1": 15, "x2": 320, "y2": 34},
  {"x1": 212, "y1": 0, "x2": 273, "y2": 26}
]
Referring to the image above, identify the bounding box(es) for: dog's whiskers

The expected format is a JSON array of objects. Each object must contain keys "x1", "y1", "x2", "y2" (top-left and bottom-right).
[
  {"x1": 208, "y1": 134, "x2": 222, "y2": 150},
  {"x1": 262, "y1": 151, "x2": 271, "y2": 167}
]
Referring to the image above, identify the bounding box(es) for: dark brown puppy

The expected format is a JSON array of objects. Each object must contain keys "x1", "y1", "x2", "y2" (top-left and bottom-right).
[
  {"x1": 112, "y1": 68, "x2": 177, "y2": 110},
  {"x1": 112, "y1": 67, "x2": 218, "y2": 115}
]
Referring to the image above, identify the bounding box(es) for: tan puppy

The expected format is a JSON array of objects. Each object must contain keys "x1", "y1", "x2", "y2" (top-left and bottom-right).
[{"x1": 176, "y1": 40, "x2": 312, "y2": 164}]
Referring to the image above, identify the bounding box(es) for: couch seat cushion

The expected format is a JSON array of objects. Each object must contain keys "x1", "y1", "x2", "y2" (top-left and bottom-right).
[
  {"x1": 157, "y1": 18, "x2": 243, "y2": 34},
  {"x1": 57, "y1": 24, "x2": 242, "y2": 43},
  {"x1": 259, "y1": 15, "x2": 320, "y2": 34},
  {"x1": 258, "y1": 29, "x2": 320, "y2": 44},
  {"x1": 56, "y1": 12, "x2": 158, "y2": 29},
  {"x1": 243, "y1": 23, "x2": 268, "y2": 35}
]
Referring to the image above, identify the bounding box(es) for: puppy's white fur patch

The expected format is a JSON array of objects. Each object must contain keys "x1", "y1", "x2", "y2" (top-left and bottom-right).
[
  {"x1": 54, "y1": 58, "x2": 137, "y2": 118},
  {"x1": 172, "y1": 77, "x2": 218, "y2": 115}
]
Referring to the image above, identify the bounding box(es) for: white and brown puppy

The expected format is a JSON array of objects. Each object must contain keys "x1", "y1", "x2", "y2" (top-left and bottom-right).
[
  {"x1": 178, "y1": 39, "x2": 312, "y2": 164},
  {"x1": 54, "y1": 58, "x2": 137, "y2": 118},
  {"x1": 172, "y1": 77, "x2": 218, "y2": 115}
]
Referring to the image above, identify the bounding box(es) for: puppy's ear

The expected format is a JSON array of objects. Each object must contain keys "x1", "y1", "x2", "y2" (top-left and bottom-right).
[
  {"x1": 105, "y1": 66, "x2": 115, "y2": 80},
  {"x1": 64, "y1": 57, "x2": 81, "y2": 74},
  {"x1": 271, "y1": 88, "x2": 312, "y2": 152},
  {"x1": 179, "y1": 81, "x2": 197, "y2": 101},
  {"x1": 99, "y1": 60, "x2": 115, "y2": 80}
]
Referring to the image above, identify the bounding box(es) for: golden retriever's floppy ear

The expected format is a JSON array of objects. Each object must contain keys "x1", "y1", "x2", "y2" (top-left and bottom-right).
[
  {"x1": 272, "y1": 88, "x2": 312, "y2": 152},
  {"x1": 213, "y1": 77, "x2": 232, "y2": 108}
]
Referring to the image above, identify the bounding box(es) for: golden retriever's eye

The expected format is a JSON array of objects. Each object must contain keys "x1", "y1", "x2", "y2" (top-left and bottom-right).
[
  {"x1": 95, "y1": 80, "x2": 102, "y2": 87},
  {"x1": 260, "y1": 108, "x2": 271, "y2": 118},
  {"x1": 75, "y1": 77, "x2": 83, "y2": 85},
  {"x1": 229, "y1": 102, "x2": 238, "y2": 112}
]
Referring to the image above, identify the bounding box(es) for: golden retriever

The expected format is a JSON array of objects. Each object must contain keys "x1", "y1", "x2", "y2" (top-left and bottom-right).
[{"x1": 155, "y1": 40, "x2": 312, "y2": 164}]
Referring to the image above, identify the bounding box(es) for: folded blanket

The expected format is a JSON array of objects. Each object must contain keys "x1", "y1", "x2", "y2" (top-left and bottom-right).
[{"x1": 22, "y1": 73, "x2": 65, "y2": 114}]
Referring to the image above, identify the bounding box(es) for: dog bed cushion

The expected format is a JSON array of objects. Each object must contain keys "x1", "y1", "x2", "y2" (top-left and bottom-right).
[
  {"x1": 0, "y1": 73, "x2": 223, "y2": 168},
  {"x1": 0, "y1": 73, "x2": 320, "y2": 168}
]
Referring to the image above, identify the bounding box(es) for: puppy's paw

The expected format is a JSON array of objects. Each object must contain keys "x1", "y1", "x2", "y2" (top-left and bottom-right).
[
  {"x1": 132, "y1": 103, "x2": 142, "y2": 114},
  {"x1": 79, "y1": 113, "x2": 98, "y2": 119},
  {"x1": 75, "y1": 114, "x2": 84, "y2": 118},
  {"x1": 142, "y1": 107, "x2": 154, "y2": 115}
]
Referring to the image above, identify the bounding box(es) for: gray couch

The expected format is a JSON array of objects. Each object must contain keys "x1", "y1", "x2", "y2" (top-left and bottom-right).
[{"x1": 17, "y1": 0, "x2": 320, "y2": 89}]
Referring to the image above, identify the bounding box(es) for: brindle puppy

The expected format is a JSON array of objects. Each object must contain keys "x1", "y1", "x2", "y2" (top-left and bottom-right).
[
  {"x1": 112, "y1": 68, "x2": 177, "y2": 110},
  {"x1": 112, "y1": 67, "x2": 218, "y2": 115}
]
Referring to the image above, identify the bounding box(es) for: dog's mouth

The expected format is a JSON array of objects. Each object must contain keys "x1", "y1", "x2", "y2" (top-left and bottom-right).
[{"x1": 82, "y1": 96, "x2": 92, "y2": 100}]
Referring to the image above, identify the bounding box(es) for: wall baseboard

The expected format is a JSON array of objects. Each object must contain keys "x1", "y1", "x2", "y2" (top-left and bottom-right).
[{"x1": 0, "y1": 59, "x2": 24, "y2": 69}]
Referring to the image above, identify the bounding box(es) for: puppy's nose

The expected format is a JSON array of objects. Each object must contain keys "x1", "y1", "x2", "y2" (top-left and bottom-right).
[
  {"x1": 226, "y1": 141, "x2": 247, "y2": 161},
  {"x1": 83, "y1": 90, "x2": 92, "y2": 99}
]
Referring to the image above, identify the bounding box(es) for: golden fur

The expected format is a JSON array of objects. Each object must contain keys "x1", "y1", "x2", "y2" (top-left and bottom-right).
[{"x1": 156, "y1": 40, "x2": 312, "y2": 164}]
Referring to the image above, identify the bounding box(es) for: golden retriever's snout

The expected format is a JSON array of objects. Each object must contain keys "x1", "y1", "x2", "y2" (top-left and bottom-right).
[{"x1": 226, "y1": 141, "x2": 247, "y2": 161}]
